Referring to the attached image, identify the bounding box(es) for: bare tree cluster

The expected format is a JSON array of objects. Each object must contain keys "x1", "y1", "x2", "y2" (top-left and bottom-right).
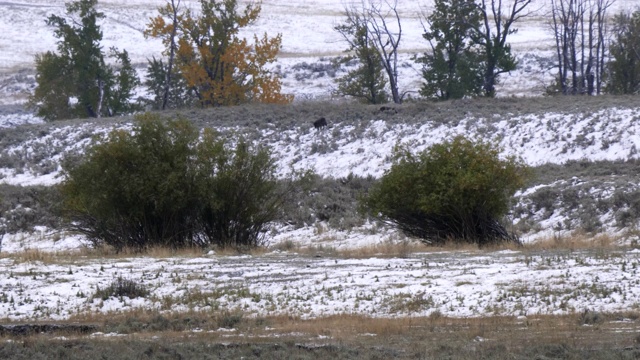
[{"x1": 550, "y1": 0, "x2": 615, "y2": 95}]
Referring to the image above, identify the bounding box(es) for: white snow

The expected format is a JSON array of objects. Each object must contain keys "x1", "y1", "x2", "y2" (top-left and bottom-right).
[{"x1": 1, "y1": 246, "x2": 639, "y2": 321}]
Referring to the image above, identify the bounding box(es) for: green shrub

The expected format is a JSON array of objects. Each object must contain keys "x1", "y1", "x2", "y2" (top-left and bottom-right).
[
  {"x1": 363, "y1": 136, "x2": 529, "y2": 245},
  {"x1": 59, "y1": 113, "x2": 286, "y2": 251},
  {"x1": 195, "y1": 130, "x2": 286, "y2": 248},
  {"x1": 92, "y1": 277, "x2": 149, "y2": 300}
]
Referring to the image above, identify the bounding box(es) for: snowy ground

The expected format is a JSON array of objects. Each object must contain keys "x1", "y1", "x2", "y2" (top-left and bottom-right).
[
  {"x1": 1, "y1": 99, "x2": 640, "y2": 246},
  {"x1": 2, "y1": 241, "x2": 640, "y2": 322},
  {"x1": 1, "y1": 98, "x2": 640, "y2": 321}
]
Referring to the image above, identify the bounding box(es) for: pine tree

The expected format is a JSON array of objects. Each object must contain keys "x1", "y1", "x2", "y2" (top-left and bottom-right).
[
  {"x1": 334, "y1": 12, "x2": 388, "y2": 104},
  {"x1": 144, "y1": 56, "x2": 196, "y2": 110},
  {"x1": 477, "y1": 0, "x2": 531, "y2": 97},
  {"x1": 31, "y1": 52, "x2": 74, "y2": 121},
  {"x1": 104, "y1": 48, "x2": 141, "y2": 116},
  {"x1": 417, "y1": 0, "x2": 485, "y2": 100},
  {"x1": 28, "y1": 0, "x2": 140, "y2": 120},
  {"x1": 607, "y1": 10, "x2": 640, "y2": 94}
]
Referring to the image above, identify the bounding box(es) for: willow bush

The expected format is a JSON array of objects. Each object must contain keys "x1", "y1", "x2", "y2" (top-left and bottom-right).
[
  {"x1": 363, "y1": 136, "x2": 529, "y2": 245},
  {"x1": 60, "y1": 113, "x2": 285, "y2": 251}
]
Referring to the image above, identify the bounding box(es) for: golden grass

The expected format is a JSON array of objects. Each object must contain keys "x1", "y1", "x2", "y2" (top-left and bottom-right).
[
  {"x1": 2, "y1": 243, "x2": 273, "y2": 263},
  {"x1": 2, "y1": 247, "x2": 99, "y2": 264},
  {"x1": 335, "y1": 241, "x2": 428, "y2": 258},
  {"x1": 36, "y1": 310, "x2": 640, "y2": 353},
  {"x1": 289, "y1": 232, "x2": 631, "y2": 258},
  {"x1": 521, "y1": 232, "x2": 619, "y2": 251},
  {"x1": 1, "y1": 230, "x2": 632, "y2": 266}
]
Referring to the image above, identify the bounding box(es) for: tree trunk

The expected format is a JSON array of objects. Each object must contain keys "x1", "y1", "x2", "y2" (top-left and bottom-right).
[
  {"x1": 96, "y1": 78, "x2": 104, "y2": 118},
  {"x1": 162, "y1": 0, "x2": 180, "y2": 110}
]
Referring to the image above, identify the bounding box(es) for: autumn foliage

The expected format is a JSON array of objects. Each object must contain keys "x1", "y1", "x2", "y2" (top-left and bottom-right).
[{"x1": 146, "y1": 0, "x2": 292, "y2": 107}]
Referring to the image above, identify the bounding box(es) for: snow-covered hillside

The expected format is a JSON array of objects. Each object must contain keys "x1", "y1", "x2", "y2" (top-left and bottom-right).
[{"x1": 0, "y1": 96, "x2": 639, "y2": 251}]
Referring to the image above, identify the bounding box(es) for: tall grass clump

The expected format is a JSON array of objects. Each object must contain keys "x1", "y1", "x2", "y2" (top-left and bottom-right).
[
  {"x1": 59, "y1": 113, "x2": 288, "y2": 251},
  {"x1": 92, "y1": 277, "x2": 149, "y2": 301},
  {"x1": 363, "y1": 136, "x2": 529, "y2": 246}
]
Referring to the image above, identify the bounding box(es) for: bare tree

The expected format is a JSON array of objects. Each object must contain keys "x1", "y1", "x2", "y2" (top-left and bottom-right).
[
  {"x1": 341, "y1": 0, "x2": 404, "y2": 104},
  {"x1": 550, "y1": 0, "x2": 614, "y2": 95},
  {"x1": 478, "y1": 0, "x2": 534, "y2": 97}
]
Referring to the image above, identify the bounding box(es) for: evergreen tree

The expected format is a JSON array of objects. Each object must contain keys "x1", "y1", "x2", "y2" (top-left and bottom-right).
[
  {"x1": 31, "y1": 52, "x2": 75, "y2": 120},
  {"x1": 607, "y1": 10, "x2": 640, "y2": 94},
  {"x1": 104, "y1": 48, "x2": 141, "y2": 116},
  {"x1": 334, "y1": 11, "x2": 388, "y2": 104},
  {"x1": 477, "y1": 0, "x2": 532, "y2": 97},
  {"x1": 28, "y1": 0, "x2": 140, "y2": 120},
  {"x1": 144, "y1": 56, "x2": 196, "y2": 110},
  {"x1": 417, "y1": 0, "x2": 485, "y2": 100}
]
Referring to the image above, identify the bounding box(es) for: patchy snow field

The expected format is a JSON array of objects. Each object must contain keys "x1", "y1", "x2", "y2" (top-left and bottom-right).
[
  {"x1": 1, "y1": 245, "x2": 640, "y2": 322},
  {"x1": 1, "y1": 98, "x2": 640, "y2": 322}
]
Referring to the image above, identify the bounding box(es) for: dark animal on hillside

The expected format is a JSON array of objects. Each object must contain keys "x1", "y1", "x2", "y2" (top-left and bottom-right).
[
  {"x1": 313, "y1": 117, "x2": 327, "y2": 130},
  {"x1": 379, "y1": 106, "x2": 397, "y2": 114}
]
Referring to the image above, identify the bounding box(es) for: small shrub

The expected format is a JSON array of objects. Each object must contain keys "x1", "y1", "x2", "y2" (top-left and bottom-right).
[
  {"x1": 272, "y1": 239, "x2": 297, "y2": 251},
  {"x1": 578, "y1": 309, "x2": 604, "y2": 325},
  {"x1": 281, "y1": 173, "x2": 374, "y2": 230},
  {"x1": 0, "y1": 184, "x2": 63, "y2": 233},
  {"x1": 93, "y1": 277, "x2": 149, "y2": 300},
  {"x1": 363, "y1": 136, "x2": 529, "y2": 245},
  {"x1": 217, "y1": 311, "x2": 243, "y2": 329}
]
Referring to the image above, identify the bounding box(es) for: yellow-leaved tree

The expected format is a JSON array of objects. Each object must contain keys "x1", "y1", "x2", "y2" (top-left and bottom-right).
[{"x1": 146, "y1": 0, "x2": 292, "y2": 107}]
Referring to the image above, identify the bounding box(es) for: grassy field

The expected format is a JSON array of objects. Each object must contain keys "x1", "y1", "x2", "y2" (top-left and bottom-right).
[{"x1": 1, "y1": 310, "x2": 640, "y2": 359}]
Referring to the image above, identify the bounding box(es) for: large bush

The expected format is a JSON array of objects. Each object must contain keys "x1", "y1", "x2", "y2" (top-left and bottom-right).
[
  {"x1": 60, "y1": 113, "x2": 284, "y2": 251},
  {"x1": 363, "y1": 136, "x2": 529, "y2": 245}
]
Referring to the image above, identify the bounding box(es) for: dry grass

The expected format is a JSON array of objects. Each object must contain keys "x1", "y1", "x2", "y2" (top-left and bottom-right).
[
  {"x1": 2, "y1": 231, "x2": 627, "y2": 265},
  {"x1": 521, "y1": 232, "x2": 620, "y2": 251},
  {"x1": 2, "y1": 247, "x2": 99, "y2": 264},
  {"x1": 2, "y1": 243, "x2": 273, "y2": 264},
  {"x1": 13, "y1": 310, "x2": 640, "y2": 357},
  {"x1": 336, "y1": 231, "x2": 634, "y2": 257},
  {"x1": 321, "y1": 241, "x2": 428, "y2": 259}
]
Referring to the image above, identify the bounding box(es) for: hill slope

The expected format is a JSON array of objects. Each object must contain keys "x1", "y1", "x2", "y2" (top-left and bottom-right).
[{"x1": 1, "y1": 97, "x2": 640, "y2": 250}]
